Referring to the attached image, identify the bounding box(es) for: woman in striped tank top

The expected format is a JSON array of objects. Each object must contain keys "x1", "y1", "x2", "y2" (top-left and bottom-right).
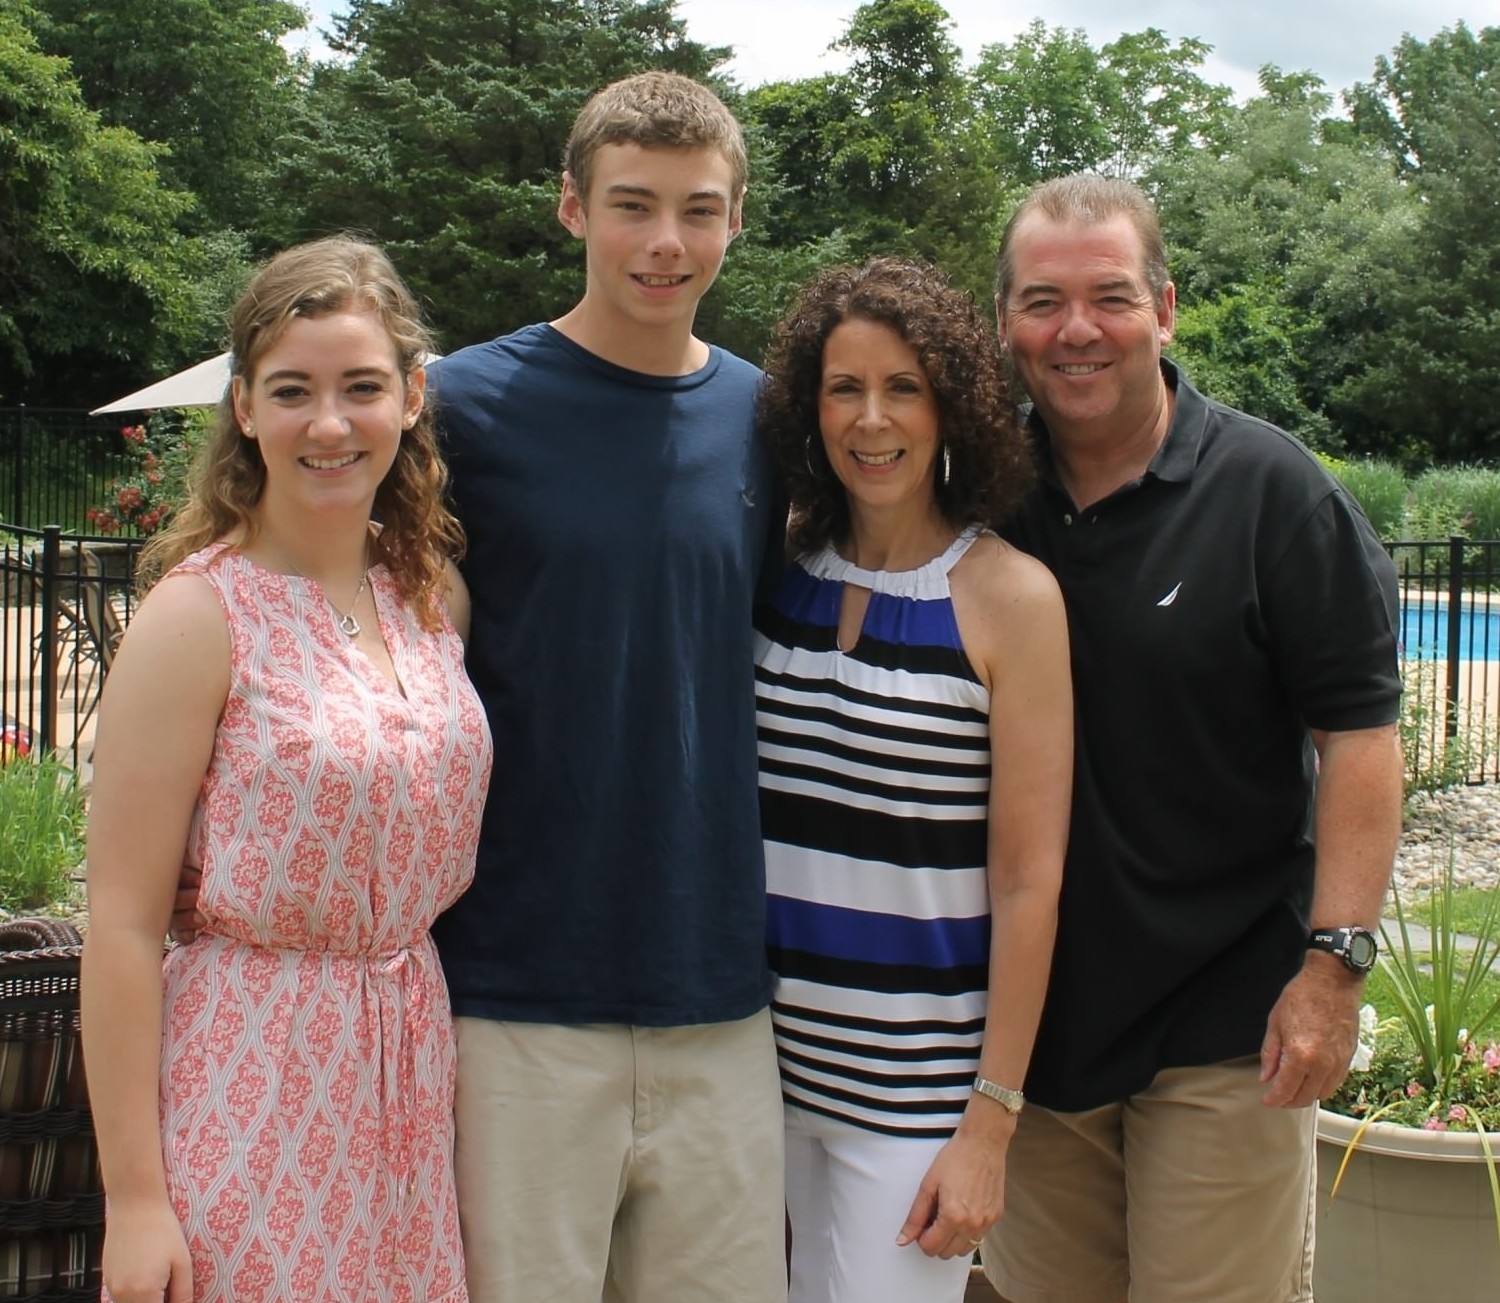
[{"x1": 755, "y1": 259, "x2": 1073, "y2": 1303}]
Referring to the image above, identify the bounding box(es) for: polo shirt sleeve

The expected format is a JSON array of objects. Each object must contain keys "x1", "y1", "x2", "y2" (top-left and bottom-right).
[{"x1": 1260, "y1": 486, "x2": 1402, "y2": 733}]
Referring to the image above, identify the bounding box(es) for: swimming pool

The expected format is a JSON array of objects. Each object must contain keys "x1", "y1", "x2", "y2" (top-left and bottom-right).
[{"x1": 1400, "y1": 599, "x2": 1500, "y2": 662}]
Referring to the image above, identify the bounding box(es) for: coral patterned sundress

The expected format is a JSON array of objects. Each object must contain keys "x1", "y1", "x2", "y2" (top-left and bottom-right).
[{"x1": 143, "y1": 545, "x2": 491, "y2": 1303}]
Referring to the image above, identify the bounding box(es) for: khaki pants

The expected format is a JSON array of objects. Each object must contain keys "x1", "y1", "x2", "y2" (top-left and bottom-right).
[
  {"x1": 454, "y1": 1012, "x2": 786, "y2": 1303},
  {"x1": 982, "y1": 1057, "x2": 1316, "y2": 1303}
]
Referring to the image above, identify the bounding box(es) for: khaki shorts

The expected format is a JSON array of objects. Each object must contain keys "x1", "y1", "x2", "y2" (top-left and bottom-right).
[
  {"x1": 453, "y1": 1011, "x2": 786, "y2": 1303},
  {"x1": 982, "y1": 1057, "x2": 1315, "y2": 1303}
]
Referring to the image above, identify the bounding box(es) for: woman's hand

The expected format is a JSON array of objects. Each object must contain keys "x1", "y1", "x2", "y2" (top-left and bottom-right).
[
  {"x1": 894, "y1": 1106, "x2": 1015, "y2": 1258},
  {"x1": 102, "y1": 1199, "x2": 193, "y2": 1303}
]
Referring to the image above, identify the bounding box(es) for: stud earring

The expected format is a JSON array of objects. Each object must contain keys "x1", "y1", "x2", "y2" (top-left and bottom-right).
[
  {"x1": 942, "y1": 445, "x2": 952, "y2": 487},
  {"x1": 243, "y1": 421, "x2": 255, "y2": 438}
]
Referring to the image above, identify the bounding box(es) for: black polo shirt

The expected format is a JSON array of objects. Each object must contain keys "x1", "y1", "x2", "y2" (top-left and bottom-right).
[{"x1": 1006, "y1": 362, "x2": 1400, "y2": 1111}]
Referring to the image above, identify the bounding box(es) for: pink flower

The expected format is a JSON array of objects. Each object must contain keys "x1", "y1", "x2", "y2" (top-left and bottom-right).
[
  {"x1": 1484, "y1": 1044, "x2": 1500, "y2": 1072},
  {"x1": 1406, "y1": 1081, "x2": 1424, "y2": 1098},
  {"x1": 1448, "y1": 1104, "x2": 1468, "y2": 1122},
  {"x1": 1423, "y1": 1118, "x2": 1448, "y2": 1131}
]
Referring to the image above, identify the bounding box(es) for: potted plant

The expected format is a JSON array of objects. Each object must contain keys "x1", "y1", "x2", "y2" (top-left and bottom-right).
[{"x1": 1315, "y1": 824, "x2": 1500, "y2": 1303}]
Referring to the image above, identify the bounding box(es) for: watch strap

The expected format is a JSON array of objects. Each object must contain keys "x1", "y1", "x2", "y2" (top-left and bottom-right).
[
  {"x1": 973, "y1": 1076, "x2": 1025, "y2": 1114},
  {"x1": 1307, "y1": 925, "x2": 1377, "y2": 973}
]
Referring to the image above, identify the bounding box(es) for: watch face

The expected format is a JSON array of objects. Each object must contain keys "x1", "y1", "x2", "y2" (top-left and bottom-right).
[{"x1": 1347, "y1": 931, "x2": 1377, "y2": 969}]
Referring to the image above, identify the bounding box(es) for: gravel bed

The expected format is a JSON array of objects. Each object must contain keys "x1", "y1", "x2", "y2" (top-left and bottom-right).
[{"x1": 1396, "y1": 786, "x2": 1500, "y2": 895}]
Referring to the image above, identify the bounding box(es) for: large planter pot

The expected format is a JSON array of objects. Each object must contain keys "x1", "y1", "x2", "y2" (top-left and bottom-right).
[{"x1": 1315, "y1": 1107, "x2": 1500, "y2": 1303}]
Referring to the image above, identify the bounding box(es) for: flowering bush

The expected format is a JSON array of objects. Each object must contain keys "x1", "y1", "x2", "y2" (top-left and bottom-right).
[
  {"x1": 87, "y1": 410, "x2": 208, "y2": 536},
  {"x1": 1326, "y1": 822, "x2": 1500, "y2": 1133},
  {"x1": 1330, "y1": 1011, "x2": 1500, "y2": 1131},
  {"x1": 0, "y1": 717, "x2": 31, "y2": 765}
]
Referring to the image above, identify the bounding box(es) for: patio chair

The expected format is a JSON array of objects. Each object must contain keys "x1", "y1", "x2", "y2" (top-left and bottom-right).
[{"x1": 63, "y1": 547, "x2": 124, "y2": 730}]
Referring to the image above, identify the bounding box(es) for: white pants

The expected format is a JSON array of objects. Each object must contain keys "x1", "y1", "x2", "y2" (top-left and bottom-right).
[{"x1": 785, "y1": 1103, "x2": 973, "y2": 1303}]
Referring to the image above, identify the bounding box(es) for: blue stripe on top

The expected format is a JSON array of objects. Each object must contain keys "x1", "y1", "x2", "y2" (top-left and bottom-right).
[
  {"x1": 755, "y1": 526, "x2": 993, "y2": 1138},
  {"x1": 774, "y1": 562, "x2": 966, "y2": 651},
  {"x1": 767, "y1": 894, "x2": 991, "y2": 970}
]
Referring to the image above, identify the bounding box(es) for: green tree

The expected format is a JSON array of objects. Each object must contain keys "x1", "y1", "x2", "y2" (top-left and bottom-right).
[
  {"x1": 739, "y1": 77, "x2": 860, "y2": 250},
  {"x1": 26, "y1": 0, "x2": 305, "y2": 233},
  {"x1": 1153, "y1": 68, "x2": 1417, "y2": 452},
  {"x1": 266, "y1": 0, "x2": 728, "y2": 352},
  {"x1": 0, "y1": 4, "x2": 226, "y2": 404},
  {"x1": 743, "y1": 0, "x2": 1003, "y2": 302},
  {"x1": 1169, "y1": 287, "x2": 1331, "y2": 447},
  {"x1": 972, "y1": 22, "x2": 1234, "y2": 186},
  {"x1": 1339, "y1": 23, "x2": 1500, "y2": 461}
]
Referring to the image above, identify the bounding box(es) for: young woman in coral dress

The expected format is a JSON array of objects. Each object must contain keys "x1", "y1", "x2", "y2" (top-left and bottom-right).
[{"x1": 82, "y1": 236, "x2": 492, "y2": 1303}]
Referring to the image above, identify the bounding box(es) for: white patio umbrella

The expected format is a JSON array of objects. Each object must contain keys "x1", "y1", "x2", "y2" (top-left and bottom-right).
[
  {"x1": 90, "y1": 352, "x2": 232, "y2": 414},
  {"x1": 90, "y1": 350, "x2": 444, "y2": 415}
]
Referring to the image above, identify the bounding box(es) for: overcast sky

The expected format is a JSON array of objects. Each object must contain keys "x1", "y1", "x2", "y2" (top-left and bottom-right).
[{"x1": 293, "y1": 1, "x2": 1499, "y2": 101}]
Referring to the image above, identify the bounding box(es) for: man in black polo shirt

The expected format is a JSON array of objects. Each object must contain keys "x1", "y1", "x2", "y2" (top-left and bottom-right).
[{"x1": 979, "y1": 175, "x2": 1403, "y2": 1303}]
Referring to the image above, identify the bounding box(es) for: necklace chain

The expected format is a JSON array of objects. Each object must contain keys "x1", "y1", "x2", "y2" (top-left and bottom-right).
[
  {"x1": 334, "y1": 573, "x2": 369, "y2": 637},
  {"x1": 265, "y1": 537, "x2": 369, "y2": 638}
]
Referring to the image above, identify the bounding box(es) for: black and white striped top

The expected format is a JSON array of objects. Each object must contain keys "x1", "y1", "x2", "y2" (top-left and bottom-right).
[{"x1": 754, "y1": 527, "x2": 992, "y2": 1137}]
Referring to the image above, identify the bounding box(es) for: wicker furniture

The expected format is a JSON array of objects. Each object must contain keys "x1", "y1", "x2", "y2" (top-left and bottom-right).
[{"x1": 0, "y1": 919, "x2": 100, "y2": 1302}]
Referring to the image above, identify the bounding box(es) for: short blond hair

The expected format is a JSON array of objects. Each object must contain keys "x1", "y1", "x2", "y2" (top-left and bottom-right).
[{"x1": 563, "y1": 71, "x2": 747, "y2": 200}]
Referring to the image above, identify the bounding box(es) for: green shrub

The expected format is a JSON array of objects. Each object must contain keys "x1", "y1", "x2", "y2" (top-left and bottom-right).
[
  {"x1": 1326, "y1": 457, "x2": 1408, "y2": 542},
  {"x1": 0, "y1": 756, "x2": 86, "y2": 912},
  {"x1": 1410, "y1": 468, "x2": 1476, "y2": 538},
  {"x1": 1398, "y1": 661, "x2": 1473, "y2": 794},
  {"x1": 1446, "y1": 467, "x2": 1500, "y2": 542}
]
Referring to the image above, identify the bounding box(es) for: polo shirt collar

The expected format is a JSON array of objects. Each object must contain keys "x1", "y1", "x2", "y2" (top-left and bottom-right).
[{"x1": 1027, "y1": 359, "x2": 1210, "y2": 491}]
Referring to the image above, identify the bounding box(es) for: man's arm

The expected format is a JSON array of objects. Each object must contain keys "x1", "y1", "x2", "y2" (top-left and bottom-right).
[{"x1": 1259, "y1": 722, "x2": 1403, "y2": 1108}]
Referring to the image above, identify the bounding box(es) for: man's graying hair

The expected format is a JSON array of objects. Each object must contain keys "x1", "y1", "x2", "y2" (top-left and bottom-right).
[{"x1": 995, "y1": 175, "x2": 1171, "y2": 307}]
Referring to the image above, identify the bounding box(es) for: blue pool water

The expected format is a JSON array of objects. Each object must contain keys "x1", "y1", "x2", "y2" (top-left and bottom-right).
[{"x1": 1400, "y1": 600, "x2": 1500, "y2": 662}]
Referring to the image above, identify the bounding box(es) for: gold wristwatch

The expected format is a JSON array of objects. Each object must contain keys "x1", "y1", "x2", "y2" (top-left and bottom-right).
[{"x1": 973, "y1": 1076, "x2": 1025, "y2": 1114}]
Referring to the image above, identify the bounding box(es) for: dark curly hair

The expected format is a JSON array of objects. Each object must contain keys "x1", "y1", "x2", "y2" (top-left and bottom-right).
[{"x1": 759, "y1": 258, "x2": 1033, "y2": 553}]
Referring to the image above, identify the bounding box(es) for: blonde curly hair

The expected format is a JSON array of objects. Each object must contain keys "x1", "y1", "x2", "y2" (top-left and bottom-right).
[{"x1": 138, "y1": 235, "x2": 462, "y2": 629}]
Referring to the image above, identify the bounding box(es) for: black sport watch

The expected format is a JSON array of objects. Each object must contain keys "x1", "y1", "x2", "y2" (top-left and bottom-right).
[{"x1": 1307, "y1": 926, "x2": 1378, "y2": 974}]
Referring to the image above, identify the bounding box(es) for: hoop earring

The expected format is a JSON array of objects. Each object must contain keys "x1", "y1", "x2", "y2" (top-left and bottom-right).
[
  {"x1": 942, "y1": 445, "x2": 951, "y2": 487},
  {"x1": 805, "y1": 434, "x2": 819, "y2": 480}
]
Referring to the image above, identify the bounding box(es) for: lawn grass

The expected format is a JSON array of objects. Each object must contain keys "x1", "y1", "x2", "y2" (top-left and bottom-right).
[
  {"x1": 1369, "y1": 883, "x2": 1500, "y2": 1032},
  {"x1": 1363, "y1": 962, "x2": 1500, "y2": 1027},
  {"x1": 1391, "y1": 885, "x2": 1500, "y2": 945},
  {"x1": 1444, "y1": 886, "x2": 1500, "y2": 941}
]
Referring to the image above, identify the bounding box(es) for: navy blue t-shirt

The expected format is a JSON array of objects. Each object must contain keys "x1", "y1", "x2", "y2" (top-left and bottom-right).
[{"x1": 429, "y1": 324, "x2": 775, "y2": 1025}]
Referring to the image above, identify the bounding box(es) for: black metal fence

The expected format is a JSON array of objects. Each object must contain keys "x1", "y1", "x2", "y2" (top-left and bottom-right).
[
  {"x1": 1, "y1": 409, "x2": 139, "y2": 535},
  {"x1": 1388, "y1": 536, "x2": 1500, "y2": 786},
  {"x1": 1, "y1": 524, "x2": 141, "y2": 771},
  {"x1": 2, "y1": 516, "x2": 1500, "y2": 783}
]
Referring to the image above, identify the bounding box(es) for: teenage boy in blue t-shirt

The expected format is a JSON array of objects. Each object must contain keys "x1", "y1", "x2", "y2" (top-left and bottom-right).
[{"x1": 427, "y1": 73, "x2": 784, "y2": 1303}]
